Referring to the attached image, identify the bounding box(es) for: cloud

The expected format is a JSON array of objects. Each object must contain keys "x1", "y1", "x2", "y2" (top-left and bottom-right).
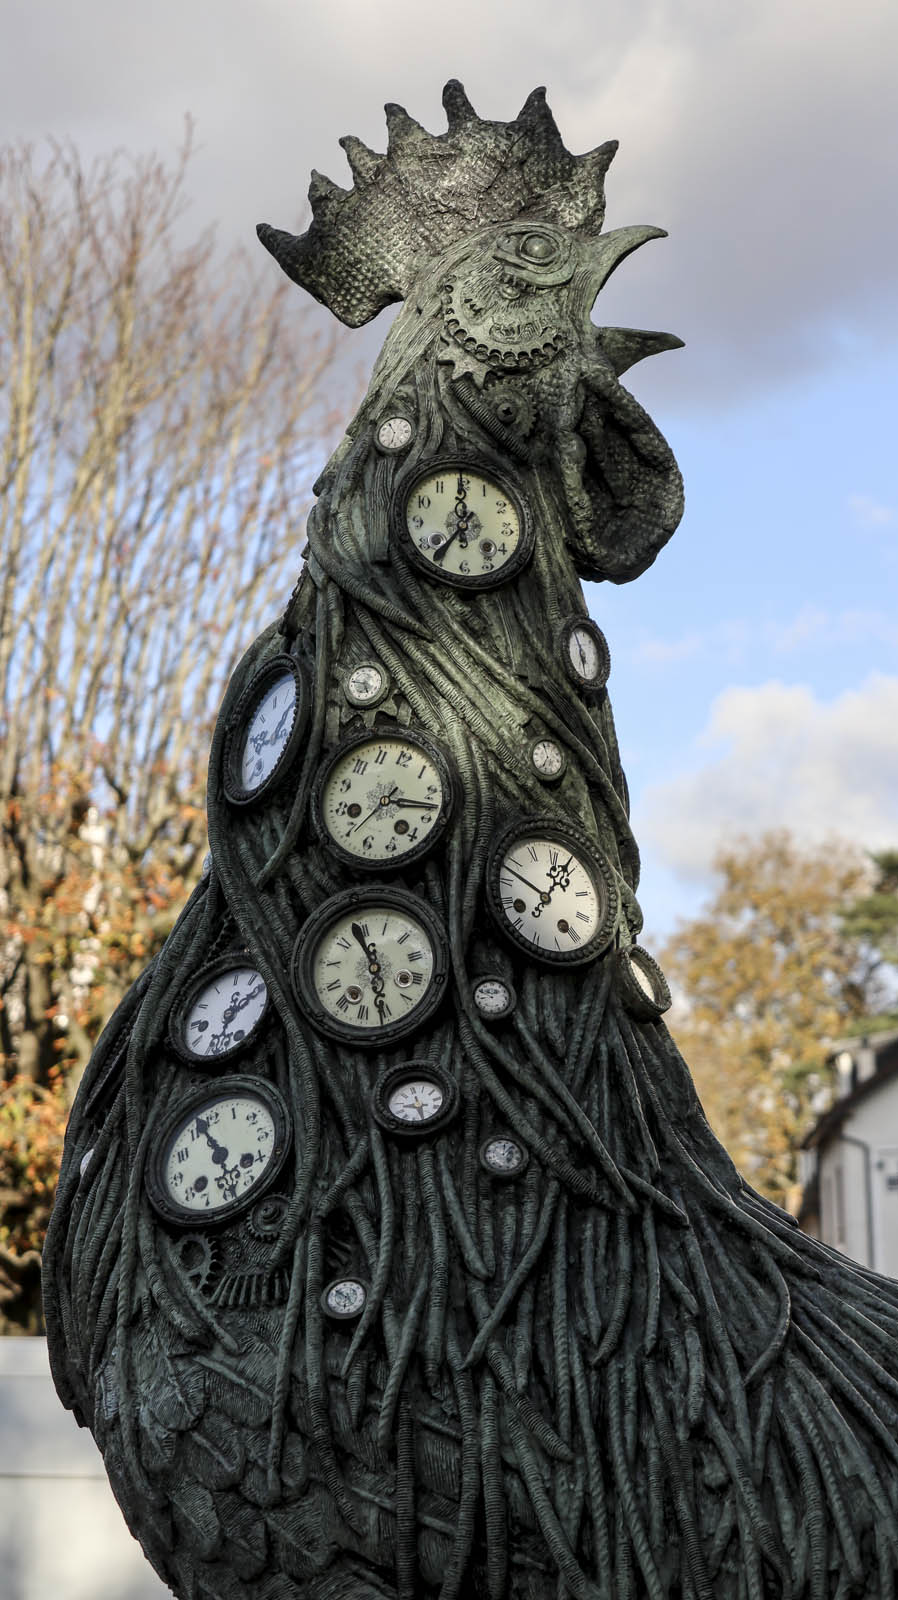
[
  {"x1": 1, "y1": 0, "x2": 896, "y2": 410},
  {"x1": 849, "y1": 494, "x2": 895, "y2": 528},
  {"x1": 638, "y1": 673, "x2": 898, "y2": 878}
]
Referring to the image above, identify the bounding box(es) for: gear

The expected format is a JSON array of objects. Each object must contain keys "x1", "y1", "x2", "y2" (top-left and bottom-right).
[{"x1": 171, "y1": 1233, "x2": 218, "y2": 1293}]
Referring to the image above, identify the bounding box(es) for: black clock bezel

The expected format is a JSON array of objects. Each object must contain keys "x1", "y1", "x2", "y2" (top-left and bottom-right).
[
  {"x1": 558, "y1": 615, "x2": 610, "y2": 693},
  {"x1": 312, "y1": 725, "x2": 456, "y2": 873},
  {"x1": 528, "y1": 735, "x2": 568, "y2": 784},
  {"x1": 320, "y1": 1275, "x2": 370, "y2": 1320},
  {"x1": 343, "y1": 660, "x2": 391, "y2": 710},
  {"x1": 394, "y1": 456, "x2": 534, "y2": 591},
  {"x1": 485, "y1": 817, "x2": 620, "y2": 967},
  {"x1": 371, "y1": 1061, "x2": 460, "y2": 1139},
  {"x1": 471, "y1": 974, "x2": 517, "y2": 1022},
  {"x1": 616, "y1": 945, "x2": 672, "y2": 1021},
  {"x1": 479, "y1": 1133, "x2": 530, "y2": 1180},
  {"x1": 374, "y1": 413, "x2": 415, "y2": 455},
  {"x1": 223, "y1": 653, "x2": 308, "y2": 806},
  {"x1": 168, "y1": 952, "x2": 270, "y2": 1068},
  {"x1": 291, "y1": 885, "x2": 450, "y2": 1047},
  {"x1": 144, "y1": 1075, "x2": 292, "y2": 1230}
]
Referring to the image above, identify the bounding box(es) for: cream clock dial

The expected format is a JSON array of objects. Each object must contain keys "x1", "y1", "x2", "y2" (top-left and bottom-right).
[
  {"x1": 471, "y1": 975, "x2": 516, "y2": 1021},
  {"x1": 291, "y1": 887, "x2": 449, "y2": 1045},
  {"x1": 344, "y1": 662, "x2": 389, "y2": 708},
  {"x1": 321, "y1": 1277, "x2": 368, "y2": 1319},
  {"x1": 375, "y1": 415, "x2": 414, "y2": 453},
  {"x1": 480, "y1": 1135, "x2": 529, "y2": 1178},
  {"x1": 616, "y1": 945, "x2": 672, "y2": 1020},
  {"x1": 170, "y1": 956, "x2": 269, "y2": 1064},
  {"x1": 314, "y1": 729, "x2": 453, "y2": 869},
  {"x1": 529, "y1": 737, "x2": 567, "y2": 782},
  {"x1": 559, "y1": 617, "x2": 610, "y2": 691},
  {"x1": 224, "y1": 655, "x2": 308, "y2": 805},
  {"x1": 398, "y1": 459, "x2": 533, "y2": 589},
  {"x1": 486, "y1": 820, "x2": 619, "y2": 966},
  {"x1": 145, "y1": 1078, "x2": 291, "y2": 1228},
  {"x1": 372, "y1": 1062, "x2": 459, "y2": 1137}
]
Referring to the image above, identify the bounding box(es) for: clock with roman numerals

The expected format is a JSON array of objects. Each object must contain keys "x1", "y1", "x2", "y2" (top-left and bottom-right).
[
  {"x1": 290, "y1": 886, "x2": 449, "y2": 1045},
  {"x1": 485, "y1": 819, "x2": 619, "y2": 966}
]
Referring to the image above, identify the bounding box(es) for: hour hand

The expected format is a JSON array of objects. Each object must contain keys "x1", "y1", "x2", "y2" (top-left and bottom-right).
[{"x1": 391, "y1": 797, "x2": 439, "y2": 810}]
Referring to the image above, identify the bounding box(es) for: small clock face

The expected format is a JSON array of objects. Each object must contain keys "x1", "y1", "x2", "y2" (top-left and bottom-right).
[
  {"x1": 145, "y1": 1078, "x2": 291, "y2": 1228},
  {"x1": 314, "y1": 729, "x2": 453, "y2": 870},
  {"x1": 292, "y1": 888, "x2": 449, "y2": 1045},
  {"x1": 480, "y1": 1135, "x2": 528, "y2": 1178},
  {"x1": 171, "y1": 958, "x2": 269, "y2": 1064},
  {"x1": 344, "y1": 662, "x2": 389, "y2": 708},
  {"x1": 376, "y1": 416, "x2": 414, "y2": 453},
  {"x1": 372, "y1": 1062, "x2": 459, "y2": 1137},
  {"x1": 487, "y1": 821, "x2": 619, "y2": 966},
  {"x1": 617, "y1": 945, "x2": 672, "y2": 1020},
  {"x1": 472, "y1": 976, "x2": 516, "y2": 1021},
  {"x1": 560, "y1": 618, "x2": 610, "y2": 691},
  {"x1": 321, "y1": 1277, "x2": 368, "y2": 1319},
  {"x1": 398, "y1": 460, "x2": 532, "y2": 589},
  {"x1": 529, "y1": 737, "x2": 566, "y2": 782},
  {"x1": 224, "y1": 656, "x2": 308, "y2": 805}
]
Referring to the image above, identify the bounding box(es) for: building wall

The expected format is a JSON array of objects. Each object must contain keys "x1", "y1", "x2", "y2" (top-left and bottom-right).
[
  {"x1": 0, "y1": 1336, "x2": 168, "y2": 1600},
  {"x1": 816, "y1": 1072, "x2": 898, "y2": 1278}
]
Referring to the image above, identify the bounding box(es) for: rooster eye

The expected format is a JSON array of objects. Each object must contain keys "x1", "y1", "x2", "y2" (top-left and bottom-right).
[{"x1": 518, "y1": 232, "x2": 557, "y2": 263}]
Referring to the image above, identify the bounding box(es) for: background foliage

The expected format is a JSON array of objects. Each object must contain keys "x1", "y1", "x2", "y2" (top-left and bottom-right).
[{"x1": 0, "y1": 133, "x2": 345, "y2": 1328}]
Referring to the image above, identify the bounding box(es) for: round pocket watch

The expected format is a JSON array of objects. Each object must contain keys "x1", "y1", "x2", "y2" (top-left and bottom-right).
[
  {"x1": 616, "y1": 945, "x2": 672, "y2": 1020},
  {"x1": 169, "y1": 955, "x2": 269, "y2": 1065},
  {"x1": 371, "y1": 1062, "x2": 459, "y2": 1138},
  {"x1": 479, "y1": 1134, "x2": 529, "y2": 1179},
  {"x1": 471, "y1": 975, "x2": 516, "y2": 1022},
  {"x1": 291, "y1": 886, "x2": 449, "y2": 1046},
  {"x1": 559, "y1": 616, "x2": 610, "y2": 692},
  {"x1": 396, "y1": 459, "x2": 533, "y2": 589},
  {"x1": 223, "y1": 654, "x2": 308, "y2": 805},
  {"x1": 343, "y1": 662, "x2": 390, "y2": 709},
  {"x1": 486, "y1": 819, "x2": 619, "y2": 966},
  {"x1": 374, "y1": 415, "x2": 414, "y2": 454},
  {"x1": 144, "y1": 1077, "x2": 291, "y2": 1228},
  {"x1": 313, "y1": 728, "x2": 454, "y2": 870}
]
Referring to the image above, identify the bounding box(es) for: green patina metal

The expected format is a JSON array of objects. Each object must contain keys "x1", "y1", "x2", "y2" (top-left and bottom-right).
[{"x1": 44, "y1": 82, "x2": 898, "y2": 1598}]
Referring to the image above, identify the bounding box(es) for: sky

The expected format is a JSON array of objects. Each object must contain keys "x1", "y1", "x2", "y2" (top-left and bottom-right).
[{"x1": 4, "y1": 0, "x2": 897, "y2": 941}]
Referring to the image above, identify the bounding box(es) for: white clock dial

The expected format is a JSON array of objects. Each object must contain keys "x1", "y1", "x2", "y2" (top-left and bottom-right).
[
  {"x1": 317, "y1": 732, "x2": 451, "y2": 867},
  {"x1": 618, "y1": 946, "x2": 672, "y2": 1019},
  {"x1": 344, "y1": 663, "x2": 387, "y2": 707},
  {"x1": 402, "y1": 463, "x2": 531, "y2": 588},
  {"x1": 160, "y1": 1091, "x2": 278, "y2": 1216},
  {"x1": 487, "y1": 824, "x2": 619, "y2": 965},
  {"x1": 387, "y1": 1077, "x2": 445, "y2": 1123},
  {"x1": 560, "y1": 618, "x2": 610, "y2": 690},
  {"x1": 178, "y1": 964, "x2": 268, "y2": 1061},
  {"x1": 480, "y1": 1135, "x2": 528, "y2": 1177},
  {"x1": 530, "y1": 738, "x2": 566, "y2": 780},
  {"x1": 376, "y1": 416, "x2": 413, "y2": 452},
  {"x1": 472, "y1": 977, "x2": 514, "y2": 1019},
  {"x1": 322, "y1": 1277, "x2": 368, "y2": 1318},
  {"x1": 313, "y1": 909, "x2": 435, "y2": 1030},
  {"x1": 568, "y1": 628, "x2": 600, "y2": 682},
  {"x1": 239, "y1": 672, "x2": 296, "y2": 791}
]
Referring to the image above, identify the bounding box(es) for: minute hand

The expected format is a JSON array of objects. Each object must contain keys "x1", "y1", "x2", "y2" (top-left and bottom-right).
[{"x1": 504, "y1": 866, "x2": 552, "y2": 901}]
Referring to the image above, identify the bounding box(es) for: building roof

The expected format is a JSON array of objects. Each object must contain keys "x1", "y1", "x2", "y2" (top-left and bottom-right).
[{"x1": 801, "y1": 1029, "x2": 898, "y2": 1150}]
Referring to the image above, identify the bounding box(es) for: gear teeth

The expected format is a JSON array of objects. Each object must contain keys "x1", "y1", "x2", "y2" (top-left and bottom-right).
[{"x1": 442, "y1": 79, "x2": 478, "y2": 131}]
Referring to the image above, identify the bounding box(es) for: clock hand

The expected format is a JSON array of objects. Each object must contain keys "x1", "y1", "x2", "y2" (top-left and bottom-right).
[
  {"x1": 504, "y1": 865, "x2": 552, "y2": 903},
  {"x1": 221, "y1": 981, "x2": 265, "y2": 1027},
  {"x1": 351, "y1": 785, "x2": 399, "y2": 830},
  {"x1": 194, "y1": 1115, "x2": 230, "y2": 1165},
  {"x1": 390, "y1": 797, "x2": 439, "y2": 810},
  {"x1": 433, "y1": 497, "x2": 472, "y2": 564}
]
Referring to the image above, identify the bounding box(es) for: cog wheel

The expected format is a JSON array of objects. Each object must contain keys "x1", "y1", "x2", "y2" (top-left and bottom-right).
[{"x1": 171, "y1": 1232, "x2": 218, "y2": 1293}]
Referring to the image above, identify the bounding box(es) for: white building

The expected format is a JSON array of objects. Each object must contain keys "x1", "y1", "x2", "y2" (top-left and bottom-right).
[{"x1": 798, "y1": 1028, "x2": 898, "y2": 1275}]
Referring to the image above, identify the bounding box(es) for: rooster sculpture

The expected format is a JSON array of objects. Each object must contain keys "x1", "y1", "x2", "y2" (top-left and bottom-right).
[{"x1": 44, "y1": 83, "x2": 898, "y2": 1600}]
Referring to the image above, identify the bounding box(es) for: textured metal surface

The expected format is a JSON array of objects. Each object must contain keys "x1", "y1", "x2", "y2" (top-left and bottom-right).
[{"x1": 44, "y1": 83, "x2": 898, "y2": 1599}]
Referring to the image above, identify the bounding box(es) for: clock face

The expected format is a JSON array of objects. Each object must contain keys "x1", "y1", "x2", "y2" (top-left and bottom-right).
[
  {"x1": 291, "y1": 887, "x2": 449, "y2": 1045},
  {"x1": 472, "y1": 976, "x2": 516, "y2": 1020},
  {"x1": 529, "y1": 737, "x2": 566, "y2": 782},
  {"x1": 376, "y1": 416, "x2": 414, "y2": 453},
  {"x1": 224, "y1": 656, "x2": 308, "y2": 805},
  {"x1": 372, "y1": 1062, "x2": 459, "y2": 1137},
  {"x1": 314, "y1": 729, "x2": 453, "y2": 869},
  {"x1": 398, "y1": 460, "x2": 533, "y2": 589},
  {"x1": 145, "y1": 1078, "x2": 291, "y2": 1228},
  {"x1": 560, "y1": 618, "x2": 610, "y2": 691},
  {"x1": 487, "y1": 821, "x2": 619, "y2": 966},
  {"x1": 480, "y1": 1135, "x2": 528, "y2": 1178},
  {"x1": 617, "y1": 945, "x2": 672, "y2": 1020},
  {"x1": 344, "y1": 662, "x2": 389, "y2": 708},
  {"x1": 171, "y1": 958, "x2": 269, "y2": 1064},
  {"x1": 321, "y1": 1276, "x2": 368, "y2": 1319}
]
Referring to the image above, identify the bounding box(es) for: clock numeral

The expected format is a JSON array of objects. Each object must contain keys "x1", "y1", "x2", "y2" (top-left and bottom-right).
[
  {"x1": 575, "y1": 911, "x2": 590, "y2": 923},
  {"x1": 357, "y1": 922, "x2": 369, "y2": 937},
  {"x1": 411, "y1": 972, "x2": 423, "y2": 986},
  {"x1": 396, "y1": 930, "x2": 410, "y2": 944},
  {"x1": 396, "y1": 750, "x2": 412, "y2": 767},
  {"x1": 527, "y1": 845, "x2": 538, "y2": 862},
  {"x1": 568, "y1": 926, "x2": 582, "y2": 944},
  {"x1": 336, "y1": 994, "x2": 350, "y2": 1012},
  {"x1": 352, "y1": 758, "x2": 368, "y2": 775},
  {"x1": 574, "y1": 890, "x2": 588, "y2": 898},
  {"x1": 356, "y1": 1005, "x2": 369, "y2": 1022},
  {"x1": 407, "y1": 949, "x2": 424, "y2": 963},
  {"x1": 325, "y1": 980, "x2": 341, "y2": 992},
  {"x1": 416, "y1": 493, "x2": 431, "y2": 509},
  {"x1": 336, "y1": 937, "x2": 351, "y2": 951},
  {"x1": 176, "y1": 1148, "x2": 189, "y2": 1163},
  {"x1": 374, "y1": 747, "x2": 388, "y2": 765},
  {"x1": 417, "y1": 763, "x2": 427, "y2": 780},
  {"x1": 434, "y1": 478, "x2": 445, "y2": 493}
]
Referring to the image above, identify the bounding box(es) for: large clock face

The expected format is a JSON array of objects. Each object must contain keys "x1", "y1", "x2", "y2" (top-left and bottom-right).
[
  {"x1": 314, "y1": 729, "x2": 453, "y2": 869},
  {"x1": 224, "y1": 655, "x2": 308, "y2": 805},
  {"x1": 398, "y1": 460, "x2": 532, "y2": 589},
  {"x1": 291, "y1": 887, "x2": 449, "y2": 1045},
  {"x1": 486, "y1": 821, "x2": 619, "y2": 966},
  {"x1": 145, "y1": 1078, "x2": 291, "y2": 1228},
  {"x1": 171, "y1": 957, "x2": 268, "y2": 1064}
]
